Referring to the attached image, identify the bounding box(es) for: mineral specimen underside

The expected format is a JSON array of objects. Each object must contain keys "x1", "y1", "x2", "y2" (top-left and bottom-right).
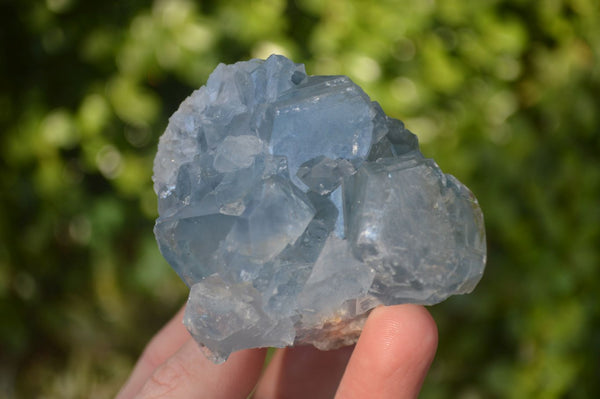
[{"x1": 153, "y1": 54, "x2": 486, "y2": 363}]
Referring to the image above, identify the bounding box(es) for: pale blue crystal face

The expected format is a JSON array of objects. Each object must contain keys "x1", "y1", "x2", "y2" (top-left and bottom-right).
[{"x1": 153, "y1": 55, "x2": 486, "y2": 363}]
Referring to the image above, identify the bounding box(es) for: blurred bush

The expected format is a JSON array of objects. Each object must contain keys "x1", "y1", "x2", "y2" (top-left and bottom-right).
[{"x1": 0, "y1": 0, "x2": 598, "y2": 397}]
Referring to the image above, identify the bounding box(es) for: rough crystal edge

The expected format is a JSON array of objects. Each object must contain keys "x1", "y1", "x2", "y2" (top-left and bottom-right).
[{"x1": 153, "y1": 54, "x2": 487, "y2": 363}]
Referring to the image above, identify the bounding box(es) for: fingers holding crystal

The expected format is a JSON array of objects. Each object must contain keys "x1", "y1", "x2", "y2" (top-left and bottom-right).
[
  {"x1": 134, "y1": 341, "x2": 266, "y2": 399},
  {"x1": 116, "y1": 307, "x2": 190, "y2": 399},
  {"x1": 253, "y1": 345, "x2": 354, "y2": 399},
  {"x1": 335, "y1": 305, "x2": 438, "y2": 399},
  {"x1": 116, "y1": 305, "x2": 267, "y2": 399}
]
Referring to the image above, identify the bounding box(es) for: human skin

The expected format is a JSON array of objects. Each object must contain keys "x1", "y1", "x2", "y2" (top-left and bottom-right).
[{"x1": 116, "y1": 304, "x2": 438, "y2": 399}]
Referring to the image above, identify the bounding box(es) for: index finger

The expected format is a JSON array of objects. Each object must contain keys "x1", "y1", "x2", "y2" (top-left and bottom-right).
[{"x1": 116, "y1": 306, "x2": 191, "y2": 399}]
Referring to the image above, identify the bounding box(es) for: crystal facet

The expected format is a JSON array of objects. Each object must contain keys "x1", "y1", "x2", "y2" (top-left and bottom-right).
[{"x1": 153, "y1": 55, "x2": 486, "y2": 363}]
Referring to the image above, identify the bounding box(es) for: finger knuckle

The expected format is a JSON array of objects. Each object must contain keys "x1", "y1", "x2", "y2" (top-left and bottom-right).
[{"x1": 139, "y1": 356, "x2": 193, "y2": 398}]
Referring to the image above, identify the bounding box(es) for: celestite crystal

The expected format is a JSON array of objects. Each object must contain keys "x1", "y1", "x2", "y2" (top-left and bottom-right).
[{"x1": 153, "y1": 55, "x2": 486, "y2": 363}]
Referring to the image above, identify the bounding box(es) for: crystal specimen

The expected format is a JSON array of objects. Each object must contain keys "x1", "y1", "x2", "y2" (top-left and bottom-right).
[{"x1": 153, "y1": 55, "x2": 486, "y2": 363}]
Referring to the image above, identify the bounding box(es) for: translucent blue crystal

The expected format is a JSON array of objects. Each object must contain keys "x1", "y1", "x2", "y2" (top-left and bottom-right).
[{"x1": 153, "y1": 55, "x2": 486, "y2": 363}]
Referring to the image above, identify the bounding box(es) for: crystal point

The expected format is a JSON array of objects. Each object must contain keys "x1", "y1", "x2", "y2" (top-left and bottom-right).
[{"x1": 153, "y1": 55, "x2": 486, "y2": 363}]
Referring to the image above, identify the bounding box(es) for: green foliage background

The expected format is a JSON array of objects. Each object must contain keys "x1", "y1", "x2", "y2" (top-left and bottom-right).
[{"x1": 1, "y1": 0, "x2": 599, "y2": 397}]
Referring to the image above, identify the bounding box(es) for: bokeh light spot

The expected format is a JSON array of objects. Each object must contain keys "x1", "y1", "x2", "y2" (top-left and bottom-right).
[
  {"x1": 348, "y1": 55, "x2": 381, "y2": 82},
  {"x1": 252, "y1": 41, "x2": 292, "y2": 59},
  {"x1": 13, "y1": 272, "x2": 37, "y2": 300},
  {"x1": 69, "y1": 216, "x2": 92, "y2": 246},
  {"x1": 41, "y1": 109, "x2": 78, "y2": 149},
  {"x1": 487, "y1": 90, "x2": 518, "y2": 126},
  {"x1": 96, "y1": 145, "x2": 123, "y2": 179},
  {"x1": 46, "y1": 0, "x2": 72, "y2": 13}
]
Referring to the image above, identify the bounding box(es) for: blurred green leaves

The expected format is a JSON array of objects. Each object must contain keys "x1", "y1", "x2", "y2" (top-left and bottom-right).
[{"x1": 1, "y1": 0, "x2": 599, "y2": 397}]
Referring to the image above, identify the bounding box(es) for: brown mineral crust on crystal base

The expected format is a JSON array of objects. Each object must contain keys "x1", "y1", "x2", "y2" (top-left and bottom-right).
[{"x1": 293, "y1": 311, "x2": 371, "y2": 351}]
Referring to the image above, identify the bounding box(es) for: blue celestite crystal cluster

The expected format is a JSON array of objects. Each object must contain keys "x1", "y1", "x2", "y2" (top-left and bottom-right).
[{"x1": 153, "y1": 55, "x2": 486, "y2": 363}]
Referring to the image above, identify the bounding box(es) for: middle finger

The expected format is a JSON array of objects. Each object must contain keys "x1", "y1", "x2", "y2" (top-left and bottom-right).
[{"x1": 253, "y1": 345, "x2": 354, "y2": 399}]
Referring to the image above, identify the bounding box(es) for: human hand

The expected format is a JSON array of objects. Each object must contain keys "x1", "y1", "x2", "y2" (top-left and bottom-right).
[{"x1": 116, "y1": 304, "x2": 437, "y2": 399}]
